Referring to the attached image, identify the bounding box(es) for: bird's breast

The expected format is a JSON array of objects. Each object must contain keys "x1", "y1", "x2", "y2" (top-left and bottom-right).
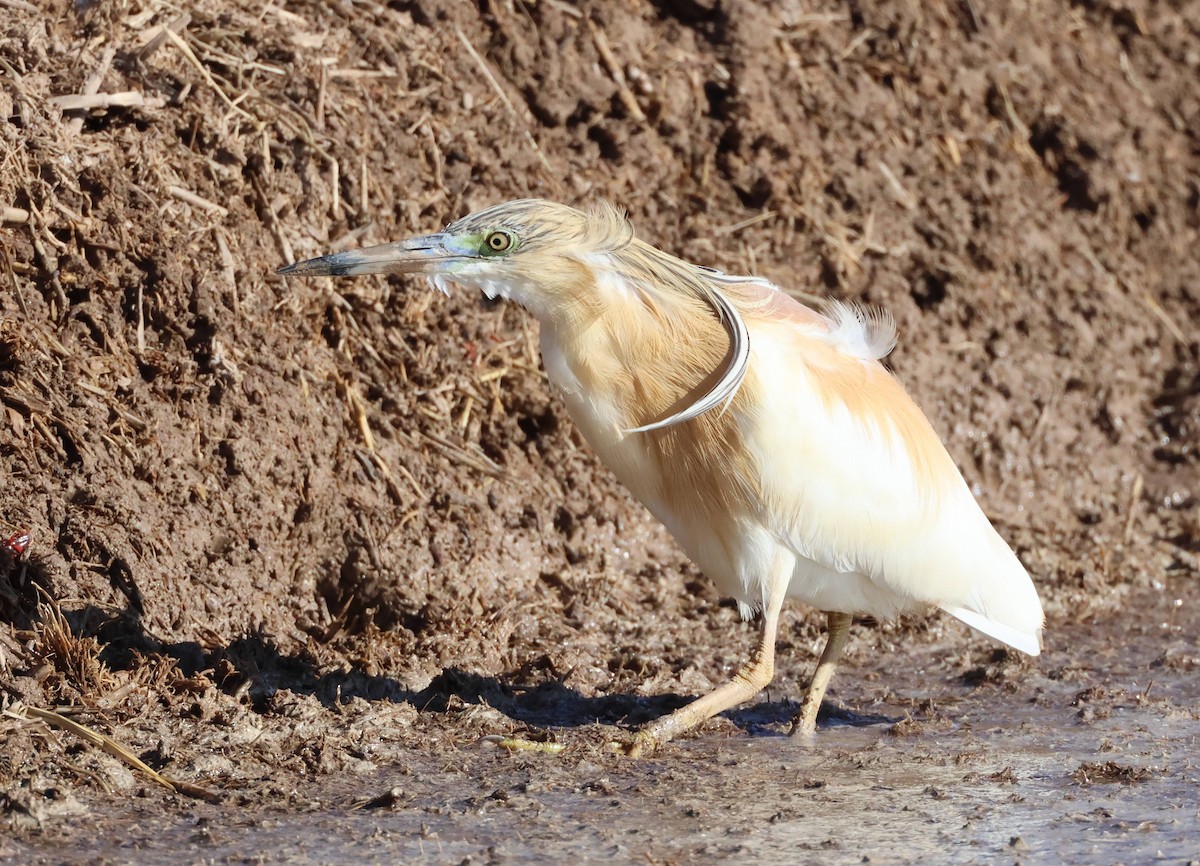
[
  {"x1": 539, "y1": 326, "x2": 662, "y2": 499},
  {"x1": 537, "y1": 321, "x2": 763, "y2": 601}
]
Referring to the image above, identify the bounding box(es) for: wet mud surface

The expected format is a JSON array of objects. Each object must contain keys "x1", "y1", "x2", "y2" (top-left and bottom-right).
[
  {"x1": 6, "y1": 585, "x2": 1198, "y2": 865},
  {"x1": 1, "y1": 0, "x2": 1198, "y2": 862}
]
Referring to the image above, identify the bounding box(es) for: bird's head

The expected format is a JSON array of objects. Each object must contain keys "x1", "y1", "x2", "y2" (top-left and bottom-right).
[
  {"x1": 278, "y1": 199, "x2": 631, "y2": 322},
  {"x1": 280, "y1": 198, "x2": 755, "y2": 432}
]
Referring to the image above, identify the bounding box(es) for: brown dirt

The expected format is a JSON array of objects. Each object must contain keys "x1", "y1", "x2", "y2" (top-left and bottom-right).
[{"x1": 1, "y1": 0, "x2": 1197, "y2": 862}]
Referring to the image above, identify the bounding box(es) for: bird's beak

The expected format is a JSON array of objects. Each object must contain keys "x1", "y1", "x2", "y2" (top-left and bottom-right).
[{"x1": 276, "y1": 233, "x2": 457, "y2": 277}]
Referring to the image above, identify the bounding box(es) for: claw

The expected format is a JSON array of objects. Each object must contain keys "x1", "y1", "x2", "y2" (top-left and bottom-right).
[{"x1": 618, "y1": 730, "x2": 660, "y2": 758}]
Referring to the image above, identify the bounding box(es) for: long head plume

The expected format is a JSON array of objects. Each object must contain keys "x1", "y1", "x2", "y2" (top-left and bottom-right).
[{"x1": 279, "y1": 199, "x2": 758, "y2": 434}]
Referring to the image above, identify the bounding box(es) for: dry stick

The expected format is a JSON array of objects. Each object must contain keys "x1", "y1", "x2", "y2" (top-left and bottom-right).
[
  {"x1": 479, "y1": 735, "x2": 566, "y2": 755},
  {"x1": 454, "y1": 28, "x2": 554, "y2": 176},
  {"x1": 328, "y1": 68, "x2": 406, "y2": 81},
  {"x1": 943, "y1": 134, "x2": 962, "y2": 167},
  {"x1": 27, "y1": 208, "x2": 68, "y2": 315},
  {"x1": 345, "y1": 382, "x2": 407, "y2": 504},
  {"x1": 14, "y1": 704, "x2": 220, "y2": 802},
  {"x1": 840, "y1": 27, "x2": 876, "y2": 60},
  {"x1": 542, "y1": 0, "x2": 582, "y2": 18},
  {"x1": 393, "y1": 461, "x2": 425, "y2": 499},
  {"x1": 330, "y1": 157, "x2": 341, "y2": 220},
  {"x1": 715, "y1": 209, "x2": 775, "y2": 236},
  {"x1": 404, "y1": 110, "x2": 431, "y2": 136},
  {"x1": 420, "y1": 430, "x2": 505, "y2": 479},
  {"x1": 877, "y1": 161, "x2": 917, "y2": 210},
  {"x1": 315, "y1": 60, "x2": 330, "y2": 127},
  {"x1": 253, "y1": 177, "x2": 294, "y2": 265},
  {"x1": 370, "y1": 453, "x2": 407, "y2": 505},
  {"x1": 1141, "y1": 292, "x2": 1186, "y2": 343},
  {"x1": 163, "y1": 28, "x2": 257, "y2": 123},
  {"x1": 0, "y1": 243, "x2": 29, "y2": 316},
  {"x1": 345, "y1": 383, "x2": 376, "y2": 451},
  {"x1": 137, "y1": 12, "x2": 191, "y2": 60},
  {"x1": 214, "y1": 228, "x2": 239, "y2": 317},
  {"x1": 586, "y1": 20, "x2": 646, "y2": 123},
  {"x1": 1123, "y1": 473, "x2": 1144, "y2": 545},
  {"x1": 166, "y1": 185, "x2": 229, "y2": 217},
  {"x1": 2, "y1": 206, "x2": 30, "y2": 224},
  {"x1": 359, "y1": 143, "x2": 369, "y2": 219},
  {"x1": 423, "y1": 122, "x2": 445, "y2": 191},
  {"x1": 52, "y1": 92, "x2": 164, "y2": 112},
  {"x1": 64, "y1": 45, "x2": 115, "y2": 136}
]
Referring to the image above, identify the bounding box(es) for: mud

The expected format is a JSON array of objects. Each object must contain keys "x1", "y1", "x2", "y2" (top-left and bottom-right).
[
  {"x1": 1, "y1": 0, "x2": 1197, "y2": 863},
  {"x1": 6, "y1": 584, "x2": 1197, "y2": 865}
]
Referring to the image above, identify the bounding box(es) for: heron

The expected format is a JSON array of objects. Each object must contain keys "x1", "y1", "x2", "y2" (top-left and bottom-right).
[{"x1": 279, "y1": 199, "x2": 1044, "y2": 755}]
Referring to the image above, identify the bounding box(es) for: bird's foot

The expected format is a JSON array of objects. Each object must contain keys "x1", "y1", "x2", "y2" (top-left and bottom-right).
[
  {"x1": 606, "y1": 728, "x2": 662, "y2": 758},
  {"x1": 788, "y1": 717, "x2": 818, "y2": 740},
  {"x1": 789, "y1": 699, "x2": 881, "y2": 735},
  {"x1": 788, "y1": 695, "x2": 821, "y2": 737},
  {"x1": 625, "y1": 729, "x2": 660, "y2": 758}
]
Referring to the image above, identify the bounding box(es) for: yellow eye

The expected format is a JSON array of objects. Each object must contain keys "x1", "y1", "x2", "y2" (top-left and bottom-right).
[{"x1": 484, "y1": 230, "x2": 514, "y2": 254}]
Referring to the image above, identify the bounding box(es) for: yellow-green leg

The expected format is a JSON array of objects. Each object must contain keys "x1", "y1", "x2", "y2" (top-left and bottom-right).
[
  {"x1": 789, "y1": 610, "x2": 854, "y2": 736},
  {"x1": 625, "y1": 587, "x2": 786, "y2": 758}
]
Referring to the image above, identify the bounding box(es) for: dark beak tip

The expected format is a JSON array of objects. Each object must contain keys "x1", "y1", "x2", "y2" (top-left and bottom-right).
[{"x1": 277, "y1": 259, "x2": 330, "y2": 277}]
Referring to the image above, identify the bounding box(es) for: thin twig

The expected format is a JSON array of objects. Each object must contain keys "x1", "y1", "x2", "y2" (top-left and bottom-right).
[
  {"x1": 454, "y1": 27, "x2": 553, "y2": 175},
  {"x1": 421, "y1": 430, "x2": 505, "y2": 478},
  {"x1": 877, "y1": 162, "x2": 917, "y2": 210},
  {"x1": 359, "y1": 142, "x2": 369, "y2": 219},
  {"x1": 344, "y1": 382, "x2": 376, "y2": 451},
  {"x1": 253, "y1": 176, "x2": 294, "y2": 265},
  {"x1": 166, "y1": 185, "x2": 229, "y2": 217},
  {"x1": 11, "y1": 704, "x2": 220, "y2": 802},
  {"x1": 53, "y1": 91, "x2": 163, "y2": 112},
  {"x1": 370, "y1": 452, "x2": 407, "y2": 505},
  {"x1": 1141, "y1": 292, "x2": 1186, "y2": 342},
  {"x1": 214, "y1": 228, "x2": 239, "y2": 316},
  {"x1": 587, "y1": 20, "x2": 646, "y2": 123},
  {"x1": 330, "y1": 157, "x2": 341, "y2": 220},
  {"x1": 423, "y1": 122, "x2": 445, "y2": 191},
  {"x1": 164, "y1": 29, "x2": 257, "y2": 123},
  {"x1": 393, "y1": 461, "x2": 425, "y2": 500},
  {"x1": 479, "y1": 735, "x2": 565, "y2": 755},
  {"x1": 137, "y1": 12, "x2": 191, "y2": 60},
  {"x1": 714, "y1": 210, "x2": 775, "y2": 236},
  {"x1": 1123, "y1": 473, "x2": 1144, "y2": 545},
  {"x1": 64, "y1": 46, "x2": 115, "y2": 135}
]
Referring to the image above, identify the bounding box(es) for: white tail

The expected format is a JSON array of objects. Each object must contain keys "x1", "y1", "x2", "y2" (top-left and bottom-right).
[
  {"x1": 940, "y1": 530, "x2": 1044, "y2": 656},
  {"x1": 941, "y1": 604, "x2": 1042, "y2": 655}
]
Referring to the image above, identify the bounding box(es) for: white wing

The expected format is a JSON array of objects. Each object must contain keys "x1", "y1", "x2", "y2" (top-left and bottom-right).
[{"x1": 742, "y1": 314, "x2": 1044, "y2": 654}]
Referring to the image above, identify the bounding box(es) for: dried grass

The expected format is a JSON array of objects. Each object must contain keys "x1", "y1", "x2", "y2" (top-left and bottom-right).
[{"x1": 31, "y1": 592, "x2": 115, "y2": 702}]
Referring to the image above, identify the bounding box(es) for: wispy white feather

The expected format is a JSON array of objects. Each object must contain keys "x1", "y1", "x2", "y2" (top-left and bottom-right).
[{"x1": 821, "y1": 301, "x2": 898, "y2": 361}]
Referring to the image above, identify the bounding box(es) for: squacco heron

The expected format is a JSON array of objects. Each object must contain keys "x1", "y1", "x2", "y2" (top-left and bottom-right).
[{"x1": 280, "y1": 199, "x2": 1044, "y2": 755}]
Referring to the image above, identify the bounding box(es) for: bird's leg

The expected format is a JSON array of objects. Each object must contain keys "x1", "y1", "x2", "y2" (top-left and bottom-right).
[
  {"x1": 625, "y1": 588, "x2": 785, "y2": 758},
  {"x1": 789, "y1": 610, "x2": 854, "y2": 736}
]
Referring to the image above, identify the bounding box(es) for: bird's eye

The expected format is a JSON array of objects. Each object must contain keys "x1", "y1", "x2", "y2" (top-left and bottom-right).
[{"x1": 483, "y1": 230, "x2": 514, "y2": 255}]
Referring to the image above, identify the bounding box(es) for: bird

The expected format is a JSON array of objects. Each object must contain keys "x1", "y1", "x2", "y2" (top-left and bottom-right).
[{"x1": 278, "y1": 199, "x2": 1044, "y2": 755}]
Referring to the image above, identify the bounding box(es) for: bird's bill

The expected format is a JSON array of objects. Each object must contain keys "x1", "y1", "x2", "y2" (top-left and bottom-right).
[{"x1": 276, "y1": 234, "x2": 457, "y2": 277}]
